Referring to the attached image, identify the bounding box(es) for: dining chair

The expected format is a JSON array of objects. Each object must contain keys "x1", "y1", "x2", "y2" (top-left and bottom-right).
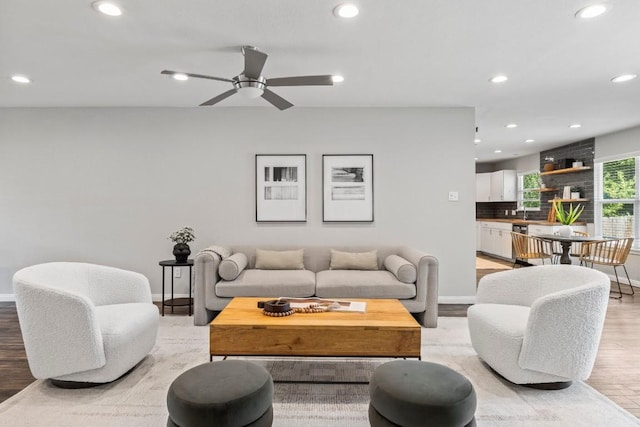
[
  {"x1": 511, "y1": 232, "x2": 553, "y2": 268},
  {"x1": 552, "y1": 230, "x2": 589, "y2": 264},
  {"x1": 579, "y1": 237, "x2": 634, "y2": 298}
]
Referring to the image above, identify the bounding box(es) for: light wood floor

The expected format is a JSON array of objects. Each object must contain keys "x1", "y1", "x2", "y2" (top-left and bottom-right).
[{"x1": 2, "y1": 275, "x2": 639, "y2": 417}]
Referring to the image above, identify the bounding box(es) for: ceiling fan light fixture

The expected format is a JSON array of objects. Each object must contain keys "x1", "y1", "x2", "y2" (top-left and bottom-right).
[
  {"x1": 611, "y1": 74, "x2": 637, "y2": 83},
  {"x1": 334, "y1": 4, "x2": 359, "y2": 18},
  {"x1": 172, "y1": 73, "x2": 189, "y2": 81},
  {"x1": 575, "y1": 4, "x2": 608, "y2": 19},
  {"x1": 237, "y1": 86, "x2": 264, "y2": 99},
  {"x1": 92, "y1": 1, "x2": 122, "y2": 17}
]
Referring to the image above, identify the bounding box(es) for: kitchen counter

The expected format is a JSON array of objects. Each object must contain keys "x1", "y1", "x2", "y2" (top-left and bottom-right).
[{"x1": 476, "y1": 219, "x2": 587, "y2": 226}]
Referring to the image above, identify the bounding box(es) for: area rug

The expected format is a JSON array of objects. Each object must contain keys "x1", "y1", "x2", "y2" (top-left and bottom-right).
[{"x1": 0, "y1": 316, "x2": 638, "y2": 427}]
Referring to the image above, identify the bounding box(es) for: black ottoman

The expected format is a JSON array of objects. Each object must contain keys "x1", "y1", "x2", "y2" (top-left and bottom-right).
[
  {"x1": 167, "y1": 360, "x2": 273, "y2": 427},
  {"x1": 369, "y1": 360, "x2": 476, "y2": 427}
]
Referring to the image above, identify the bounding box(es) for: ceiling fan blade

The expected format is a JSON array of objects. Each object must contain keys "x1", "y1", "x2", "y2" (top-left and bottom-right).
[
  {"x1": 161, "y1": 70, "x2": 233, "y2": 83},
  {"x1": 266, "y1": 75, "x2": 334, "y2": 87},
  {"x1": 199, "y1": 89, "x2": 238, "y2": 106},
  {"x1": 243, "y1": 48, "x2": 268, "y2": 79},
  {"x1": 261, "y1": 89, "x2": 293, "y2": 111}
]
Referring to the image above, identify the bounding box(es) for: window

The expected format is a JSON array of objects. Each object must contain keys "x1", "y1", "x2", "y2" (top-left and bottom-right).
[
  {"x1": 517, "y1": 170, "x2": 541, "y2": 211},
  {"x1": 595, "y1": 155, "x2": 639, "y2": 250}
]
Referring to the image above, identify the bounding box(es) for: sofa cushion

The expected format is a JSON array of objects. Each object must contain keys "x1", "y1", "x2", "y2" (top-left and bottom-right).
[
  {"x1": 218, "y1": 253, "x2": 248, "y2": 281},
  {"x1": 329, "y1": 249, "x2": 378, "y2": 270},
  {"x1": 216, "y1": 269, "x2": 315, "y2": 298},
  {"x1": 255, "y1": 249, "x2": 305, "y2": 270},
  {"x1": 316, "y1": 270, "x2": 416, "y2": 299},
  {"x1": 384, "y1": 255, "x2": 417, "y2": 283}
]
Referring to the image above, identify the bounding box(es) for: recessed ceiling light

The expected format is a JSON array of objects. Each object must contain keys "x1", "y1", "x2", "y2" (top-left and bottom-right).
[
  {"x1": 474, "y1": 138, "x2": 481, "y2": 144},
  {"x1": 331, "y1": 75, "x2": 345, "y2": 83},
  {"x1": 172, "y1": 73, "x2": 189, "y2": 81},
  {"x1": 525, "y1": 139, "x2": 535, "y2": 143},
  {"x1": 494, "y1": 150, "x2": 502, "y2": 153},
  {"x1": 93, "y1": 1, "x2": 122, "y2": 16},
  {"x1": 575, "y1": 4, "x2": 608, "y2": 19},
  {"x1": 334, "y1": 4, "x2": 359, "y2": 18},
  {"x1": 569, "y1": 123, "x2": 582, "y2": 128},
  {"x1": 474, "y1": 157, "x2": 479, "y2": 161},
  {"x1": 11, "y1": 75, "x2": 31, "y2": 84},
  {"x1": 611, "y1": 74, "x2": 637, "y2": 83},
  {"x1": 505, "y1": 123, "x2": 518, "y2": 128},
  {"x1": 489, "y1": 75, "x2": 508, "y2": 84}
]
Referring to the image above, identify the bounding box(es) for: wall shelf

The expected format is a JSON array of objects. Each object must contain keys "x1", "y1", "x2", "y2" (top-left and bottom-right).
[
  {"x1": 532, "y1": 188, "x2": 557, "y2": 192},
  {"x1": 539, "y1": 166, "x2": 592, "y2": 176},
  {"x1": 547, "y1": 198, "x2": 589, "y2": 203}
]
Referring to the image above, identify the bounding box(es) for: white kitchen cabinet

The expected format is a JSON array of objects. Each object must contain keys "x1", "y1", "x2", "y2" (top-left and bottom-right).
[
  {"x1": 476, "y1": 173, "x2": 491, "y2": 202},
  {"x1": 478, "y1": 222, "x2": 513, "y2": 259},
  {"x1": 490, "y1": 170, "x2": 517, "y2": 202},
  {"x1": 476, "y1": 170, "x2": 516, "y2": 202}
]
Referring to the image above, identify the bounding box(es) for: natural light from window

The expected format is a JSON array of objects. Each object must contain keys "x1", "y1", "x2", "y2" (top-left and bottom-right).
[{"x1": 517, "y1": 171, "x2": 541, "y2": 211}]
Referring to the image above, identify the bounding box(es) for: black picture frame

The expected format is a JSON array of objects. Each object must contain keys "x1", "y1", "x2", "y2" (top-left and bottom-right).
[
  {"x1": 322, "y1": 154, "x2": 374, "y2": 222},
  {"x1": 255, "y1": 154, "x2": 307, "y2": 222}
]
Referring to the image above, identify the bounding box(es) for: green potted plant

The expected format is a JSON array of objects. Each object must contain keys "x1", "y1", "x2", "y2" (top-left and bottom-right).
[
  {"x1": 169, "y1": 226, "x2": 195, "y2": 263},
  {"x1": 554, "y1": 202, "x2": 584, "y2": 237}
]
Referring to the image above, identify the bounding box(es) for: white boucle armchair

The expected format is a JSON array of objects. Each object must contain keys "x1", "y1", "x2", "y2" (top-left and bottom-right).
[
  {"x1": 467, "y1": 265, "x2": 610, "y2": 389},
  {"x1": 13, "y1": 262, "x2": 159, "y2": 387}
]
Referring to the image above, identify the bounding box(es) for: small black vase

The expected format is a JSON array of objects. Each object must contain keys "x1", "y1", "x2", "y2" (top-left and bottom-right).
[{"x1": 173, "y1": 243, "x2": 191, "y2": 263}]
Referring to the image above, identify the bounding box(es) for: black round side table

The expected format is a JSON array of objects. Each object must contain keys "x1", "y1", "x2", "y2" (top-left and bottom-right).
[{"x1": 159, "y1": 259, "x2": 194, "y2": 316}]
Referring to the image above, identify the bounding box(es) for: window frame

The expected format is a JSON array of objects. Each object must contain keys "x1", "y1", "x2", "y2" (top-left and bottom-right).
[
  {"x1": 517, "y1": 170, "x2": 541, "y2": 211},
  {"x1": 594, "y1": 155, "x2": 640, "y2": 251}
]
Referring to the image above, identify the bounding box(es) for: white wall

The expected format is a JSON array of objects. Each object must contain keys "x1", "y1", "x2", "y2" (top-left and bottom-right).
[
  {"x1": 495, "y1": 153, "x2": 539, "y2": 173},
  {"x1": 0, "y1": 107, "x2": 477, "y2": 301},
  {"x1": 595, "y1": 125, "x2": 640, "y2": 287}
]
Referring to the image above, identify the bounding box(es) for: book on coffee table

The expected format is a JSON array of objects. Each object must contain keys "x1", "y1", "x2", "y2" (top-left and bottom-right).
[{"x1": 278, "y1": 297, "x2": 367, "y2": 313}]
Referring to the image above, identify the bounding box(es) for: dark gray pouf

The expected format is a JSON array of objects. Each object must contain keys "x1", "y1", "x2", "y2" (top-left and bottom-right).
[
  {"x1": 167, "y1": 360, "x2": 274, "y2": 427},
  {"x1": 369, "y1": 360, "x2": 476, "y2": 427}
]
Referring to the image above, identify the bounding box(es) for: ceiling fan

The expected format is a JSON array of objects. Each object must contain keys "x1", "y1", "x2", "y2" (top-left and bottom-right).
[{"x1": 161, "y1": 46, "x2": 334, "y2": 110}]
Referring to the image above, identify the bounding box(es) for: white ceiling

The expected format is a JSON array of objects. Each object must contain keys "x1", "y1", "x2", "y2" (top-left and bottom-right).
[{"x1": 2, "y1": 0, "x2": 640, "y2": 162}]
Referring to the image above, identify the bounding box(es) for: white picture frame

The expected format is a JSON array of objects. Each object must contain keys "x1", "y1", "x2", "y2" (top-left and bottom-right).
[
  {"x1": 255, "y1": 154, "x2": 307, "y2": 222},
  {"x1": 323, "y1": 154, "x2": 374, "y2": 222}
]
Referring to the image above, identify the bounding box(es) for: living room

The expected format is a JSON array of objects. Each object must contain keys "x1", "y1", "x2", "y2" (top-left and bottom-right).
[{"x1": 1, "y1": 1, "x2": 639, "y2": 425}]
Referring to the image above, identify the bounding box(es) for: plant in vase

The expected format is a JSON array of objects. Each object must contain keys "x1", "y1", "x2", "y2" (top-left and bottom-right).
[
  {"x1": 168, "y1": 227, "x2": 195, "y2": 263},
  {"x1": 553, "y1": 203, "x2": 584, "y2": 237}
]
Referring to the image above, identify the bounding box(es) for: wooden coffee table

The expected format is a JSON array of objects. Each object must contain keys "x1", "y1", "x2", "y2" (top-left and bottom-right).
[{"x1": 209, "y1": 297, "x2": 421, "y2": 360}]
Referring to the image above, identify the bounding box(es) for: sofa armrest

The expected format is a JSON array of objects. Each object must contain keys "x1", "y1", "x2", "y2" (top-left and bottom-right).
[
  {"x1": 13, "y1": 283, "x2": 106, "y2": 379},
  {"x1": 398, "y1": 246, "x2": 439, "y2": 327},
  {"x1": 193, "y1": 250, "x2": 222, "y2": 325}
]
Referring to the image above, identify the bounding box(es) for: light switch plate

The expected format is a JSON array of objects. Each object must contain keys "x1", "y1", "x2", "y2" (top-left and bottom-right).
[
  {"x1": 448, "y1": 191, "x2": 459, "y2": 201},
  {"x1": 174, "y1": 268, "x2": 181, "y2": 278}
]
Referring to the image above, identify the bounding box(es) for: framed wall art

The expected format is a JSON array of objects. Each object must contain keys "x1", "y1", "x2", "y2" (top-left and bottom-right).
[
  {"x1": 322, "y1": 154, "x2": 374, "y2": 222},
  {"x1": 255, "y1": 154, "x2": 307, "y2": 222}
]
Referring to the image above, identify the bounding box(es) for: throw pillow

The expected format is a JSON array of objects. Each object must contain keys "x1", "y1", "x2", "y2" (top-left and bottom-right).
[
  {"x1": 218, "y1": 253, "x2": 248, "y2": 281},
  {"x1": 329, "y1": 249, "x2": 378, "y2": 270},
  {"x1": 255, "y1": 249, "x2": 305, "y2": 270},
  {"x1": 384, "y1": 255, "x2": 417, "y2": 283}
]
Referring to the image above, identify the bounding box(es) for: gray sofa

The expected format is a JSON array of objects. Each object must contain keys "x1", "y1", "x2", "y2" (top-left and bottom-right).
[{"x1": 193, "y1": 245, "x2": 439, "y2": 327}]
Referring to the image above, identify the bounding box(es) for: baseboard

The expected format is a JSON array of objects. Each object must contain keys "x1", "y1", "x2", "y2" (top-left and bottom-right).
[
  {"x1": 603, "y1": 273, "x2": 639, "y2": 288},
  {"x1": 438, "y1": 296, "x2": 476, "y2": 304},
  {"x1": 0, "y1": 294, "x2": 15, "y2": 302}
]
